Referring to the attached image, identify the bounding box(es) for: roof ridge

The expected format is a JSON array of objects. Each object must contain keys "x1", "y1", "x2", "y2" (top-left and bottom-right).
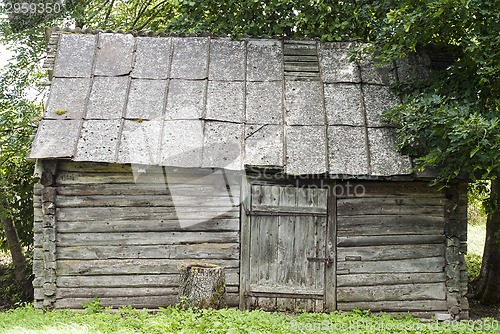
[{"x1": 46, "y1": 27, "x2": 362, "y2": 41}]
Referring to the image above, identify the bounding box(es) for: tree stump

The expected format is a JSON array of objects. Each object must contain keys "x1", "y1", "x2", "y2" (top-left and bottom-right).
[{"x1": 178, "y1": 263, "x2": 226, "y2": 309}]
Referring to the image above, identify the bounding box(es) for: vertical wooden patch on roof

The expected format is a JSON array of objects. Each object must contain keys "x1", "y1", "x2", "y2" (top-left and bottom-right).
[{"x1": 283, "y1": 41, "x2": 320, "y2": 81}]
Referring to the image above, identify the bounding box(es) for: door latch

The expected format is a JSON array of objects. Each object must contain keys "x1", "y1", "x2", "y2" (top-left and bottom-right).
[{"x1": 307, "y1": 257, "x2": 334, "y2": 266}]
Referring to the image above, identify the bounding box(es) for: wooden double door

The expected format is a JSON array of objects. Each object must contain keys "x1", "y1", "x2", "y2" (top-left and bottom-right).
[
  {"x1": 240, "y1": 183, "x2": 336, "y2": 311},
  {"x1": 240, "y1": 180, "x2": 450, "y2": 313}
]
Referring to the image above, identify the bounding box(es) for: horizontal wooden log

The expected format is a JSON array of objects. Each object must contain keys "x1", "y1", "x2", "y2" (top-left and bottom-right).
[
  {"x1": 54, "y1": 295, "x2": 179, "y2": 309},
  {"x1": 34, "y1": 209, "x2": 43, "y2": 222},
  {"x1": 56, "y1": 231, "x2": 239, "y2": 246},
  {"x1": 56, "y1": 194, "x2": 239, "y2": 208},
  {"x1": 57, "y1": 243, "x2": 240, "y2": 260},
  {"x1": 335, "y1": 181, "x2": 444, "y2": 198},
  {"x1": 226, "y1": 293, "x2": 240, "y2": 307},
  {"x1": 337, "y1": 272, "x2": 446, "y2": 287},
  {"x1": 337, "y1": 257, "x2": 445, "y2": 274},
  {"x1": 337, "y1": 198, "x2": 444, "y2": 216},
  {"x1": 56, "y1": 271, "x2": 240, "y2": 287},
  {"x1": 337, "y1": 234, "x2": 445, "y2": 247},
  {"x1": 226, "y1": 286, "x2": 239, "y2": 293},
  {"x1": 57, "y1": 274, "x2": 180, "y2": 287},
  {"x1": 34, "y1": 195, "x2": 42, "y2": 205},
  {"x1": 56, "y1": 171, "x2": 241, "y2": 186},
  {"x1": 58, "y1": 161, "x2": 133, "y2": 173},
  {"x1": 337, "y1": 215, "x2": 444, "y2": 236},
  {"x1": 56, "y1": 287, "x2": 178, "y2": 298},
  {"x1": 337, "y1": 300, "x2": 448, "y2": 312},
  {"x1": 337, "y1": 244, "x2": 444, "y2": 262},
  {"x1": 57, "y1": 259, "x2": 240, "y2": 275},
  {"x1": 249, "y1": 284, "x2": 322, "y2": 296},
  {"x1": 337, "y1": 282, "x2": 446, "y2": 303},
  {"x1": 56, "y1": 207, "x2": 239, "y2": 222},
  {"x1": 67, "y1": 219, "x2": 237, "y2": 234},
  {"x1": 59, "y1": 161, "x2": 241, "y2": 176},
  {"x1": 57, "y1": 219, "x2": 239, "y2": 233},
  {"x1": 56, "y1": 184, "x2": 240, "y2": 196},
  {"x1": 54, "y1": 293, "x2": 241, "y2": 309}
]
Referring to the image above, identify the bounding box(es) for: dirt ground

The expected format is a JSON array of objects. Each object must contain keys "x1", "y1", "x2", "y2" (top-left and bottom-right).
[{"x1": 469, "y1": 300, "x2": 500, "y2": 320}]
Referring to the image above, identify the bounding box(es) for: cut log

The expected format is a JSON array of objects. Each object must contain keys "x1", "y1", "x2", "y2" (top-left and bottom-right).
[{"x1": 178, "y1": 263, "x2": 226, "y2": 309}]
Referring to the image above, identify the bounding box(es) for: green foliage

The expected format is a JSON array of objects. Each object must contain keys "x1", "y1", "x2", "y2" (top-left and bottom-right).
[
  {"x1": 376, "y1": 1, "x2": 499, "y2": 206},
  {"x1": 0, "y1": 261, "x2": 33, "y2": 309},
  {"x1": 0, "y1": 304, "x2": 499, "y2": 333},
  {"x1": 469, "y1": 181, "x2": 491, "y2": 221},
  {"x1": 0, "y1": 78, "x2": 40, "y2": 251},
  {"x1": 163, "y1": 0, "x2": 399, "y2": 41},
  {"x1": 466, "y1": 253, "x2": 483, "y2": 282},
  {"x1": 82, "y1": 297, "x2": 104, "y2": 314}
]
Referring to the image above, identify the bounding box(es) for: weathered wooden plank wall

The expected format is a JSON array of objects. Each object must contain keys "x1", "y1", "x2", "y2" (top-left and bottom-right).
[
  {"x1": 34, "y1": 164, "x2": 468, "y2": 317},
  {"x1": 34, "y1": 161, "x2": 241, "y2": 309},
  {"x1": 335, "y1": 181, "x2": 449, "y2": 313}
]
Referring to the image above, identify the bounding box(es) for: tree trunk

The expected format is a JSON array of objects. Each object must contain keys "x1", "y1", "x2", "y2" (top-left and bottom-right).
[
  {"x1": 179, "y1": 264, "x2": 226, "y2": 309},
  {"x1": 1, "y1": 217, "x2": 27, "y2": 283},
  {"x1": 472, "y1": 177, "x2": 500, "y2": 304}
]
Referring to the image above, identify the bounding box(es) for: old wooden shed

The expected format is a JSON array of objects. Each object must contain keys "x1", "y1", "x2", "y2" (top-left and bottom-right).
[{"x1": 30, "y1": 29, "x2": 469, "y2": 319}]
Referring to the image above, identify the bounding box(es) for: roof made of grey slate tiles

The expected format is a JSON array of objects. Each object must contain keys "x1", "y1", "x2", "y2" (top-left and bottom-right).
[{"x1": 31, "y1": 30, "x2": 426, "y2": 176}]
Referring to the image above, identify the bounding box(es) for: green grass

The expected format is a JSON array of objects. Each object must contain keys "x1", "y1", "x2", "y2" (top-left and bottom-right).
[
  {"x1": 0, "y1": 304, "x2": 499, "y2": 334},
  {"x1": 465, "y1": 200, "x2": 486, "y2": 282},
  {"x1": 468, "y1": 223, "x2": 486, "y2": 256}
]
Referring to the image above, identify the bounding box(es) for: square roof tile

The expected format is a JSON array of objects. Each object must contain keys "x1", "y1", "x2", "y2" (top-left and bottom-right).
[
  {"x1": 319, "y1": 42, "x2": 360, "y2": 83},
  {"x1": 165, "y1": 79, "x2": 206, "y2": 120},
  {"x1": 44, "y1": 78, "x2": 91, "y2": 120},
  {"x1": 285, "y1": 81, "x2": 325, "y2": 125},
  {"x1": 246, "y1": 81, "x2": 283, "y2": 125},
  {"x1": 53, "y1": 34, "x2": 96, "y2": 78},
  {"x1": 94, "y1": 33, "x2": 135, "y2": 76},
  {"x1": 132, "y1": 37, "x2": 172, "y2": 79},
  {"x1": 246, "y1": 40, "x2": 283, "y2": 81},
  {"x1": 29, "y1": 120, "x2": 81, "y2": 159},
  {"x1": 328, "y1": 125, "x2": 369, "y2": 175},
  {"x1": 117, "y1": 119, "x2": 162, "y2": 165},
  {"x1": 161, "y1": 120, "x2": 204, "y2": 167},
  {"x1": 324, "y1": 83, "x2": 364, "y2": 126},
  {"x1": 170, "y1": 37, "x2": 209, "y2": 79},
  {"x1": 206, "y1": 81, "x2": 245, "y2": 122},
  {"x1": 368, "y1": 127, "x2": 412, "y2": 175},
  {"x1": 209, "y1": 39, "x2": 245, "y2": 81},
  {"x1": 244, "y1": 124, "x2": 283, "y2": 167},
  {"x1": 286, "y1": 126, "x2": 327, "y2": 174},
  {"x1": 126, "y1": 79, "x2": 167, "y2": 120},
  {"x1": 87, "y1": 77, "x2": 129, "y2": 119},
  {"x1": 202, "y1": 121, "x2": 243, "y2": 170},
  {"x1": 363, "y1": 84, "x2": 400, "y2": 126},
  {"x1": 75, "y1": 119, "x2": 122, "y2": 162}
]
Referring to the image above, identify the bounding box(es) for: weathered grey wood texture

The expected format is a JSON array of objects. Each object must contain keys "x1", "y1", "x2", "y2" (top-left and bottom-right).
[
  {"x1": 336, "y1": 180, "x2": 468, "y2": 319},
  {"x1": 243, "y1": 184, "x2": 329, "y2": 312},
  {"x1": 34, "y1": 161, "x2": 241, "y2": 309},
  {"x1": 34, "y1": 163, "x2": 467, "y2": 318},
  {"x1": 239, "y1": 178, "x2": 468, "y2": 319}
]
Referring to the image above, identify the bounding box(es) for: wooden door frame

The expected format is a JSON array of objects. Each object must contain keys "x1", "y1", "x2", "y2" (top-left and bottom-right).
[{"x1": 239, "y1": 173, "x2": 337, "y2": 310}]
